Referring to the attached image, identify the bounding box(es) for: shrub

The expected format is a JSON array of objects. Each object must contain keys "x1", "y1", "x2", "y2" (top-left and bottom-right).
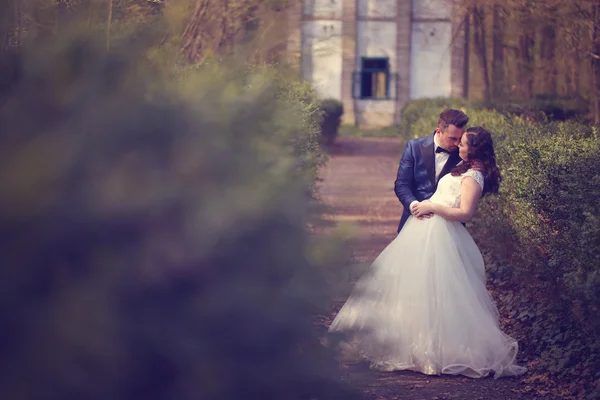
[
  {"x1": 319, "y1": 98, "x2": 344, "y2": 145},
  {"x1": 0, "y1": 34, "x2": 357, "y2": 400},
  {"x1": 398, "y1": 96, "x2": 589, "y2": 142},
  {"x1": 484, "y1": 122, "x2": 600, "y2": 398},
  {"x1": 501, "y1": 123, "x2": 600, "y2": 319},
  {"x1": 480, "y1": 95, "x2": 589, "y2": 123}
]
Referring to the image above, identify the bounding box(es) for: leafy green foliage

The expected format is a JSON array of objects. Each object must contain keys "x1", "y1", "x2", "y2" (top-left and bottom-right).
[
  {"x1": 0, "y1": 32, "x2": 357, "y2": 400},
  {"x1": 480, "y1": 95, "x2": 590, "y2": 123},
  {"x1": 398, "y1": 96, "x2": 589, "y2": 141},
  {"x1": 319, "y1": 98, "x2": 344, "y2": 145},
  {"x1": 501, "y1": 122, "x2": 600, "y2": 316}
]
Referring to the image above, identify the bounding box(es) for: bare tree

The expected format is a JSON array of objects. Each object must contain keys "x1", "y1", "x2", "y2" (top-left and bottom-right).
[
  {"x1": 590, "y1": 0, "x2": 600, "y2": 122},
  {"x1": 472, "y1": 5, "x2": 491, "y2": 101},
  {"x1": 491, "y1": 3, "x2": 505, "y2": 99},
  {"x1": 517, "y1": 6, "x2": 535, "y2": 99},
  {"x1": 539, "y1": 13, "x2": 557, "y2": 93},
  {"x1": 107, "y1": 0, "x2": 113, "y2": 50},
  {"x1": 181, "y1": 0, "x2": 289, "y2": 64},
  {"x1": 463, "y1": 8, "x2": 470, "y2": 98}
]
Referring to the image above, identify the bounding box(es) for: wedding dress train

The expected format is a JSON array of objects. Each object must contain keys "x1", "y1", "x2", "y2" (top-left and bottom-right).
[{"x1": 328, "y1": 170, "x2": 527, "y2": 379}]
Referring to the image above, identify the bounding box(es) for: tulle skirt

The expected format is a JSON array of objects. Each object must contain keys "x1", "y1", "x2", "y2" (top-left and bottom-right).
[{"x1": 328, "y1": 215, "x2": 527, "y2": 379}]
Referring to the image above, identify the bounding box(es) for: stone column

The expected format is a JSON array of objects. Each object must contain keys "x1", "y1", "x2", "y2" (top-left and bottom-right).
[
  {"x1": 395, "y1": 0, "x2": 413, "y2": 124},
  {"x1": 286, "y1": 1, "x2": 303, "y2": 76},
  {"x1": 341, "y1": 0, "x2": 357, "y2": 125}
]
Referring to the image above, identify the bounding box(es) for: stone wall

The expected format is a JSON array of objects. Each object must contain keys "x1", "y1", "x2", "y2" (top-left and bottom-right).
[
  {"x1": 409, "y1": 0, "x2": 452, "y2": 98},
  {"x1": 395, "y1": 0, "x2": 413, "y2": 124},
  {"x1": 286, "y1": 2, "x2": 302, "y2": 73},
  {"x1": 355, "y1": 0, "x2": 398, "y2": 127},
  {"x1": 301, "y1": 21, "x2": 343, "y2": 100},
  {"x1": 341, "y1": 0, "x2": 357, "y2": 125},
  {"x1": 288, "y1": 0, "x2": 467, "y2": 128}
]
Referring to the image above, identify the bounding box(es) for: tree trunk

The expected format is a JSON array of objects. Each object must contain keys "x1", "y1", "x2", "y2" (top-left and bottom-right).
[
  {"x1": 219, "y1": 0, "x2": 229, "y2": 52},
  {"x1": 539, "y1": 15, "x2": 557, "y2": 94},
  {"x1": 463, "y1": 9, "x2": 470, "y2": 98},
  {"x1": 2, "y1": 0, "x2": 14, "y2": 50},
  {"x1": 472, "y1": 6, "x2": 491, "y2": 102},
  {"x1": 88, "y1": 0, "x2": 94, "y2": 29},
  {"x1": 572, "y1": 30, "x2": 582, "y2": 96},
  {"x1": 12, "y1": 0, "x2": 20, "y2": 47},
  {"x1": 517, "y1": 7, "x2": 534, "y2": 99},
  {"x1": 56, "y1": 0, "x2": 68, "y2": 34},
  {"x1": 106, "y1": 0, "x2": 113, "y2": 50},
  {"x1": 563, "y1": 20, "x2": 582, "y2": 96},
  {"x1": 182, "y1": 0, "x2": 211, "y2": 63},
  {"x1": 592, "y1": 0, "x2": 600, "y2": 123},
  {"x1": 491, "y1": 3, "x2": 505, "y2": 99}
]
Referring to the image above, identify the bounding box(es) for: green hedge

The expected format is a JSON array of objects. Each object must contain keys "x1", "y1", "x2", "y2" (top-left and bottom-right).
[
  {"x1": 398, "y1": 95, "x2": 589, "y2": 141},
  {"x1": 399, "y1": 99, "x2": 600, "y2": 399},
  {"x1": 319, "y1": 98, "x2": 344, "y2": 145},
  {"x1": 0, "y1": 35, "x2": 357, "y2": 400},
  {"x1": 482, "y1": 95, "x2": 589, "y2": 122}
]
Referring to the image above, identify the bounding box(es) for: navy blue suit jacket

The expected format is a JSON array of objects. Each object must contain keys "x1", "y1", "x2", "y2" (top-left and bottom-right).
[{"x1": 394, "y1": 132, "x2": 461, "y2": 233}]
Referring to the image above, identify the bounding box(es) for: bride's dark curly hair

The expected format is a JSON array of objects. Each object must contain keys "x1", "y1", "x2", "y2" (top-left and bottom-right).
[{"x1": 450, "y1": 126, "x2": 502, "y2": 196}]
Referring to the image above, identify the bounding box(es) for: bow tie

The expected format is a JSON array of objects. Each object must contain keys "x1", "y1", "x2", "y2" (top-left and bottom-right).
[{"x1": 435, "y1": 146, "x2": 451, "y2": 154}]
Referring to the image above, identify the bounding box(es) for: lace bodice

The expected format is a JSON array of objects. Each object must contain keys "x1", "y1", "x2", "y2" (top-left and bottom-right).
[{"x1": 430, "y1": 169, "x2": 485, "y2": 208}]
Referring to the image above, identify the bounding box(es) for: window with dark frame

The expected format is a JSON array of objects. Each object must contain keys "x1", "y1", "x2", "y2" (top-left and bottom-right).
[{"x1": 360, "y1": 57, "x2": 389, "y2": 99}]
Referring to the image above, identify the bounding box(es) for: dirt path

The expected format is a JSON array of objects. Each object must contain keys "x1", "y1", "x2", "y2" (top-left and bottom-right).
[
  {"x1": 317, "y1": 136, "x2": 402, "y2": 264},
  {"x1": 315, "y1": 136, "x2": 542, "y2": 400}
]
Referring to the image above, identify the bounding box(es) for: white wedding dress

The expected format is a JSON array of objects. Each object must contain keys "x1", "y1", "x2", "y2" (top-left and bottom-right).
[{"x1": 328, "y1": 169, "x2": 527, "y2": 379}]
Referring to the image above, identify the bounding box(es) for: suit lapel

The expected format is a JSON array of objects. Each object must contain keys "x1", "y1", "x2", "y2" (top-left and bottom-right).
[
  {"x1": 421, "y1": 134, "x2": 436, "y2": 188},
  {"x1": 437, "y1": 152, "x2": 461, "y2": 184}
]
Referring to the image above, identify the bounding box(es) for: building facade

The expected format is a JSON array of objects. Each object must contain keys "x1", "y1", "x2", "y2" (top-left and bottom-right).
[{"x1": 287, "y1": 0, "x2": 467, "y2": 127}]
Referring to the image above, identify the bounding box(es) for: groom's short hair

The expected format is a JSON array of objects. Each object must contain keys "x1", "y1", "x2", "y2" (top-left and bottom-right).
[{"x1": 438, "y1": 109, "x2": 469, "y2": 131}]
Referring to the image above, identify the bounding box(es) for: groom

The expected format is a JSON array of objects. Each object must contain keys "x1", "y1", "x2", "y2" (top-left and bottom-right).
[{"x1": 394, "y1": 108, "x2": 469, "y2": 232}]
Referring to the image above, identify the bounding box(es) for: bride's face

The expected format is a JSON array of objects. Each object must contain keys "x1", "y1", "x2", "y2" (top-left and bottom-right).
[{"x1": 458, "y1": 134, "x2": 470, "y2": 161}]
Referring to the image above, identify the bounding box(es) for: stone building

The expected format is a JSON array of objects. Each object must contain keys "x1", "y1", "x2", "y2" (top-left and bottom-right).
[{"x1": 287, "y1": 0, "x2": 467, "y2": 127}]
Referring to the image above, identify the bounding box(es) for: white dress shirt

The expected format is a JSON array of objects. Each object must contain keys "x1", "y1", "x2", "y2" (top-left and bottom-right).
[
  {"x1": 410, "y1": 135, "x2": 449, "y2": 213},
  {"x1": 433, "y1": 136, "x2": 450, "y2": 181}
]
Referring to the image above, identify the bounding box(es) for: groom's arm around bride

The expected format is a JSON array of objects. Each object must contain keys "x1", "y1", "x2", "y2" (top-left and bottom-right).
[
  {"x1": 393, "y1": 109, "x2": 469, "y2": 233},
  {"x1": 394, "y1": 139, "x2": 422, "y2": 220}
]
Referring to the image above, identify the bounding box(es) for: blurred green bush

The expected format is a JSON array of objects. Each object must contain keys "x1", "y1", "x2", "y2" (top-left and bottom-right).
[
  {"x1": 319, "y1": 99, "x2": 344, "y2": 145},
  {"x1": 397, "y1": 98, "x2": 600, "y2": 398},
  {"x1": 0, "y1": 32, "x2": 357, "y2": 400}
]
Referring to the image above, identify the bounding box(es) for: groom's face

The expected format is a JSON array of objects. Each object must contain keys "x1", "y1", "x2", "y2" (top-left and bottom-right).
[{"x1": 436, "y1": 124, "x2": 464, "y2": 152}]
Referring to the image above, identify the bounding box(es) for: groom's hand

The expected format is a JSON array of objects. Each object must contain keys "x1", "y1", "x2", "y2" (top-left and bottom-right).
[{"x1": 411, "y1": 201, "x2": 433, "y2": 219}]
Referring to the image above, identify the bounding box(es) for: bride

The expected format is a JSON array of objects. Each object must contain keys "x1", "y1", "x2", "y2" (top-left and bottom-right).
[{"x1": 328, "y1": 127, "x2": 527, "y2": 379}]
